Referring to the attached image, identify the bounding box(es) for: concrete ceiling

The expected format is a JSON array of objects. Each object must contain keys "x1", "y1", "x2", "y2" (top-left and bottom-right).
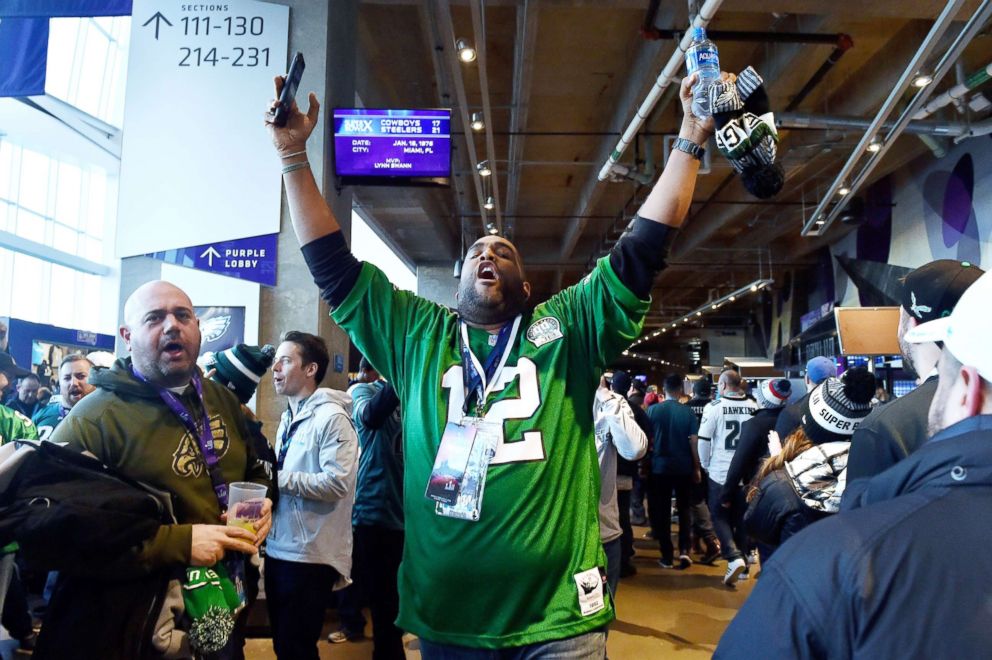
[{"x1": 351, "y1": 0, "x2": 992, "y2": 360}]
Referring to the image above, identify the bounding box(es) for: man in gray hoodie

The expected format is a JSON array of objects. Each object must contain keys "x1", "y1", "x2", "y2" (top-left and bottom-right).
[{"x1": 266, "y1": 331, "x2": 358, "y2": 660}]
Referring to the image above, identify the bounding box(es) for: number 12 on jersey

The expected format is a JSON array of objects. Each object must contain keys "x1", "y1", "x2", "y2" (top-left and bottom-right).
[{"x1": 441, "y1": 358, "x2": 546, "y2": 465}]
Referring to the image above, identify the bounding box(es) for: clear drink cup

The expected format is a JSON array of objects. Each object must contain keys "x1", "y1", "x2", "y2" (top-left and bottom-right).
[{"x1": 227, "y1": 481, "x2": 267, "y2": 532}]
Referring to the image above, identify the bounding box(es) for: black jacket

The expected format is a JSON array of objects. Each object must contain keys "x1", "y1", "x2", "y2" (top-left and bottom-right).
[
  {"x1": 722, "y1": 407, "x2": 783, "y2": 503},
  {"x1": 843, "y1": 376, "x2": 938, "y2": 503},
  {"x1": 773, "y1": 395, "x2": 806, "y2": 439},
  {"x1": 0, "y1": 440, "x2": 177, "y2": 659},
  {"x1": 716, "y1": 415, "x2": 992, "y2": 659}
]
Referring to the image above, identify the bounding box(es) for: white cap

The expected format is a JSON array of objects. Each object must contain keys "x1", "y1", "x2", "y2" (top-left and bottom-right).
[{"x1": 905, "y1": 270, "x2": 991, "y2": 383}]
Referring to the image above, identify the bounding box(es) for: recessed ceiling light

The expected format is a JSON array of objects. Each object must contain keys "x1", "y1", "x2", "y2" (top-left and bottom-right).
[{"x1": 456, "y1": 38, "x2": 477, "y2": 63}]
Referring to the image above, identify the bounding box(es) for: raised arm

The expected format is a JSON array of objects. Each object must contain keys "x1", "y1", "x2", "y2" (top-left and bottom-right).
[
  {"x1": 636, "y1": 72, "x2": 721, "y2": 229},
  {"x1": 264, "y1": 76, "x2": 339, "y2": 244}
]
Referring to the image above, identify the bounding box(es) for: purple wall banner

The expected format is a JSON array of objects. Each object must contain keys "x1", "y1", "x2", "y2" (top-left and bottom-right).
[{"x1": 146, "y1": 233, "x2": 277, "y2": 286}]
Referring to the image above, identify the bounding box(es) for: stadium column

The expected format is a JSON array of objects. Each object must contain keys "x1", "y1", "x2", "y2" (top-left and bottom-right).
[{"x1": 257, "y1": 0, "x2": 358, "y2": 431}]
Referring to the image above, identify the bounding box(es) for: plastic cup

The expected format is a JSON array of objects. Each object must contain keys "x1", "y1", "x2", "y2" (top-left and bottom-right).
[{"x1": 227, "y1": 481, "x2": 267, "y2": 532}]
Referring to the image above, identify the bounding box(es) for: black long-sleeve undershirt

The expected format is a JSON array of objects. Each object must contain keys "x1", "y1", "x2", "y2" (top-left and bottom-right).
[
  {"x1": 361, "y1": 382, "x2": 400, "y2": 430},
  {"x1": 300, "y1": 215, "x2": 675, "y2": 308}
]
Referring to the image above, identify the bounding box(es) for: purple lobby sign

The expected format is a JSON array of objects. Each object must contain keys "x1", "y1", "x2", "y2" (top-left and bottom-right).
[
  {"x1": 146, "y1": 233, "x2": 278, "y2": 286},
  {"x1": 333, "y1": 108, "x2": 451, "y2": 178}
]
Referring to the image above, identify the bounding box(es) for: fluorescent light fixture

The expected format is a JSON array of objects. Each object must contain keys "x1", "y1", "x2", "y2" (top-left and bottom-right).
[
  {"x1": 470, "y1": 112, "x2": 485, "y2": 131},
  {"x1": 456, "y1": 38, "x2": 477, "y2": 63},
  {"x1": 477, "y1": 160, "x2": 492, "y2": 177}
]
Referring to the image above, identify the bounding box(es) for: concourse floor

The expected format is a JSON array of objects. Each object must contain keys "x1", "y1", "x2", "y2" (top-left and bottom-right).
[
  {"x1": 0, "y1": 525, "x2": 754, "y2": 659},
  {"x1": 242, "y1": 523, "x2": 755, "y2": 659}
]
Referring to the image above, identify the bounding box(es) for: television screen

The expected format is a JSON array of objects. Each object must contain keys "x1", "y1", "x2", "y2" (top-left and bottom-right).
[{"x1": 333, "y1": 108, "x2": 451, "y2": 179}]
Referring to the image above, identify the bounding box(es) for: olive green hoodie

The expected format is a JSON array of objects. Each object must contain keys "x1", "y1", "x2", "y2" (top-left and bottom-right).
[{"x1": 51, "y1": 357, "x2": 271, "y2": 574}]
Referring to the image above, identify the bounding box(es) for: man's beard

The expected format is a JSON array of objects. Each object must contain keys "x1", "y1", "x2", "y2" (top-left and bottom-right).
[
  {"x1": 457, "y1": 280, "x2": 529, "y2": 326},
  {"x1": 926, "y1": 384, "x2": 948, "y2": 439}
]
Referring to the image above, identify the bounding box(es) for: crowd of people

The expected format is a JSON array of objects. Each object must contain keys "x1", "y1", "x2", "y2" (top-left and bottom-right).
[{"x1": 0, "y1": 66, "x2": 987, "y2": 660}]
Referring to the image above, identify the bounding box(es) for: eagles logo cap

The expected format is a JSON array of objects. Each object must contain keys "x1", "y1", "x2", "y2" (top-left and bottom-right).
[
  {"x1": 905, "y1": 270, "x2": 992, "y2": 384},
  {"x1": 900, "y1": 259, "x2": 984, "y2": 323}
]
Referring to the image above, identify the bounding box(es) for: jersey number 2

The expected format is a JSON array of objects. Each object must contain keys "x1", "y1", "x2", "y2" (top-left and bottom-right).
[
  {"x1": 441, "y1": 358, "x2": 546, "y2": 465},
  {"x1": 724, "y1": 420, "x2": 741, "y2": 450}
]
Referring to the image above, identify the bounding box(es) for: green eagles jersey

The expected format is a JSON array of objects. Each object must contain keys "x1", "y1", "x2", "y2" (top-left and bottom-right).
[
  {"x1": 331, "y1": 256, "x2": 648, "y2": 648},
  {"x1": 0, "y1": 405, "x2": 38, "y2": 445}
]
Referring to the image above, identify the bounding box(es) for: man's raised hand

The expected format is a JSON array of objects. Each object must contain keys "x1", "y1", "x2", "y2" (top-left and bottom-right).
[{"x1": 265, "y1": 75, "x2": 320, "y2": 158}]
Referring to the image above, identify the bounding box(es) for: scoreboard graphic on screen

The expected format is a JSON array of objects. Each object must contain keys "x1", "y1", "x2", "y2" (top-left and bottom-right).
[{"x1": 333, "y1": 108, "x2": 452, "y2": 179}]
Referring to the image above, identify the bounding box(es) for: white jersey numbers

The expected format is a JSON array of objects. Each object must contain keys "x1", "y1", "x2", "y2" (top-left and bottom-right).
[{"x1": 441, "y1": 358, "x2": 546, "y2": 465}]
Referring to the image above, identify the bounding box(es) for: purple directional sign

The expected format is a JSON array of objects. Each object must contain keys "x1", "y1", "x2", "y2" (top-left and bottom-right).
[{"x1": 146, "y1": 233, "x2": 278, "y2": 286}]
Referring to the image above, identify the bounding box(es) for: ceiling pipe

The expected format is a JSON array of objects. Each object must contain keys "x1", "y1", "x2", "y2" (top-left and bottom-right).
[
  {"x1": 776, "y1": 111, "x2": 978, "y2": 136},
  {"x1": 914, "y1": 61, "x2": 992, "y2": 119},
  {"x1": 470, "y1": 0, "x2": 504, "y2": 233},
  {"x1": 642, "y1": 28, "x2": 847, "y2": 46},
  {"x1": 596, "y1": 0, "x2": 726, "y2": 182},
  {"x1": 503, "y1": 0, "x2": 540, "y2": 241},
  {"x1": 801, "y1": 0, "x2": 992, "y2": 236},
  {"x1": 436, "y1": 0, "x2": 490, "y2": 235},
  {"x1": 784, "y1": 33, "x2": 854, "y2": 112}
]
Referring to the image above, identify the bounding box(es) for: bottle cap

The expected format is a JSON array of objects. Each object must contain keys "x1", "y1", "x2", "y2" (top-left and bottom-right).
[{"x1": 691, "y1": 27, "x2": 706, "y2": 41}]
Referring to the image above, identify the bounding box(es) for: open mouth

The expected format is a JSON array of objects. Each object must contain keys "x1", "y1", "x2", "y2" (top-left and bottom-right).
[
  {"x1": 162, "y1": 341, "x2": 185, "y2": 358},
  {"x1": 477, "y1": 262, "x2": 499, "y2": 282}
]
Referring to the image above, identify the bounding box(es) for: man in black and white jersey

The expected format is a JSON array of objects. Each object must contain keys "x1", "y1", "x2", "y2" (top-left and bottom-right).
[{"x1": 697, "y1": 370, "x2": 757, "y2": 585}]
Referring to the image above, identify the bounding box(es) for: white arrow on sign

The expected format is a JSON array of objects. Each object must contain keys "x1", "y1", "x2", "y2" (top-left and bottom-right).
[{"x1": 201, "y1": 246, "x2": 221, "y2": 267}]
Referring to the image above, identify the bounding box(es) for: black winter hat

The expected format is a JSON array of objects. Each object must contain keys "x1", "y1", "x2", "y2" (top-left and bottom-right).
[
  {"x1": 209, "y1": 344, "x2": 276, "y2": 404},
  {"x1": 801, "y1": 367, "x2": 875, "y2": 444}
]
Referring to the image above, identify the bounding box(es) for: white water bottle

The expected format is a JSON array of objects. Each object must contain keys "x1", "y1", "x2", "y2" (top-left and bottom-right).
[{"x1": 685, "y1": 27, "x2": 721, "y2": 119}]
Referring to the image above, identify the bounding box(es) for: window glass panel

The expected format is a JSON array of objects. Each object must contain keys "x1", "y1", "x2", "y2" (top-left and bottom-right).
[
  {"x1": 10, "y1": 253, "x2": 45, "y2": 322},
  {"x1": 85, "y1": 170, "x2": 106, "y2": 237},
  {"x1": 48, "y1": 264, "x2": 77, "y2": 329},
  {"x1": 55, "y1": 162, "x2": 82, "y2": 229},
  {"x1": 81, "y1": 236, "x2": 102, "y2": 262},
  {"x1": 15, "y1": 210, "x2": 46, "y2": 243},
  {"x1": 53, "y1": 224, "x2": 78, "y2": 254},
  {"x1": 18, "y1": 150, "x2": 50, "y2": 215},
  {"x1": 0, "y1": 142, "x2": 15, "y2": 200}
]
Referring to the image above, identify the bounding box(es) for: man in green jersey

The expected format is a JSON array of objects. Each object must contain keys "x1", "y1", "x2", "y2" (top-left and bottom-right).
[
  {"x1": 0, "y1": 352, "x2": 38, "y2": 445},
  {"x1": 33, "y1": 353, "x2": 96, "y2": 439},
  {"x1": 265, "y1": 70, "x2": 720, "y2": 655}
]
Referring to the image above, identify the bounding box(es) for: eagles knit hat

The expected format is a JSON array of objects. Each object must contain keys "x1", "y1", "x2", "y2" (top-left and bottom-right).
[
  {"x1": 211, "y1": 344, "x2": 276, "y2": 404},
  {"x1": 756, "y1": 378, "x2": 792, "y2": 409},
  {"x1": 805, "y1": 356, "x2": 837, "y2": 386},
  {"x1": 900, "y1": 259, "x2": 984, "y2": 324},
  {"x1": 801, "y1": 367, "x2": 875, "y2": 444}
]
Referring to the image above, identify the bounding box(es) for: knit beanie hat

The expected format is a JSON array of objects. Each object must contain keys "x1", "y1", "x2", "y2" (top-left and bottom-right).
[
  {"x1": 182, "y1": 562, "x2": 242, "y2": 653},
  {"x1": 210, "y1": 344, "x2": 276, "y2": 404},
  {"x1": 801, "y1": 367, "x2": 875, "y2": 444},
  {"x1": 755, "y1": 378, "x2": 792, "y2": 409},
  {"x1": 709, "y1": 66, "x2": 784, "y2": 199}
]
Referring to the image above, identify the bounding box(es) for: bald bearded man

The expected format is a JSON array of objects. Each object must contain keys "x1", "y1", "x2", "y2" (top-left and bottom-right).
[{"x1": 49, "y1": 280, "x2": 272, "y2": 657}]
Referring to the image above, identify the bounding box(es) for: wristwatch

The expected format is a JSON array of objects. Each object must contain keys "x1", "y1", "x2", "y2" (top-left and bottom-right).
[{"x1": 673, "y1": 137, "x2": 706, "y2": 161}]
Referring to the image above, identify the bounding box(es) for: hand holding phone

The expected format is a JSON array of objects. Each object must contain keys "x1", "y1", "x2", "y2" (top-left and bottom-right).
[{"x1": 273, "y1": 52, "x2": 305, "y2": 127}]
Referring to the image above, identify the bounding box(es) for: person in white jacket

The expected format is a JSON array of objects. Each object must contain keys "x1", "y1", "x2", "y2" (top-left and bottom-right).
[
  {"x1": 594, "y1": 373, "x2": 648, "y2": 599},
  {"x1": 266, "y1": 331, "x2": 359, "y2": 660}
]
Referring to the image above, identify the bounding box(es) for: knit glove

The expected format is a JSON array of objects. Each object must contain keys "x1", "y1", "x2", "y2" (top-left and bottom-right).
[{"x1": 182, "y1": 563, "x2": 242, "y2": 654}]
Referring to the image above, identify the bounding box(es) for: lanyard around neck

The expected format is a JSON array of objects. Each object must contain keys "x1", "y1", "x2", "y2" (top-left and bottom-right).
[
  {"x1": 132, "y1": 365, "x2": 229, "y2": 510},
  {"x1": 459, "y1": 315, "x2": 521, "y2": 416}
]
